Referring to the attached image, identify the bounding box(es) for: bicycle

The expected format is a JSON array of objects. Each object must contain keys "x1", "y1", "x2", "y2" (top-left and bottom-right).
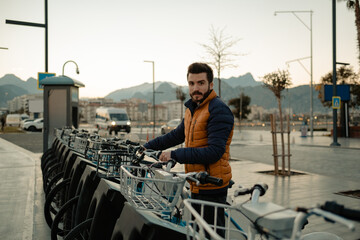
[
  {"x1": 183, "y1": 183, "x2": 357, "y2": 240},
  {"x1": 110, "y1": 149, "x2": 224, "y2": 240}
]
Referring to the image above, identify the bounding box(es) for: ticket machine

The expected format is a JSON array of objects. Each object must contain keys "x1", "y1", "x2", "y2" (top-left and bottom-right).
[{"x1": 42, "y1": 75, "x2": 85, "y2": 152}]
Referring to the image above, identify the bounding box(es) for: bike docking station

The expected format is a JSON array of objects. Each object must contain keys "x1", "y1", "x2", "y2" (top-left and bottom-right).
[{"x1": 41, "y1": 75, "x2": 85, "y2": 153}]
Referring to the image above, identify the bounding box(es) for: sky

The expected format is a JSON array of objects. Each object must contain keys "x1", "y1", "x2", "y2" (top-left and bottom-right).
[{"x1": 0, "y1": 0, "x2": 358, "y2": 98}]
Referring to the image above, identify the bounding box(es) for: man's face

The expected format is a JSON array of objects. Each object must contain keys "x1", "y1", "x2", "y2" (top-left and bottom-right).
[{"x1": 187, "y1": 72, "x2": 213, "y2": 103}]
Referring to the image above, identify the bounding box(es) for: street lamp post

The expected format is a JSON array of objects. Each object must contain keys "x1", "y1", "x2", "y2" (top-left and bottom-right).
[
  {"x1": 275, "y1": 10, "x2": 314, "y2": 137},
  {"x1": 331, "y1": 0, "x2": 340, "y2": 146},
  {"x1": 62, "y1": 60, "x2": 80, "y2": 76},
  {"x1": 6, "y1": 0, "x2": 48, "y2": 72},
  {"x1": 144, "y1": 60, "x2": 155, "y2": 138}
]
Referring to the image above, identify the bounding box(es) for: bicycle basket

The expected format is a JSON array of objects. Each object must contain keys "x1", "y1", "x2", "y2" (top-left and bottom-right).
[
  {"x1": 95, "y1": 150, "x2": 133, "y2": 177},
  {"x1": 183, "y1": 199, "x2": 247, "y2": 240},
  {"x1": 119, "y1": 165, "x2": 185, "y2": 213}
]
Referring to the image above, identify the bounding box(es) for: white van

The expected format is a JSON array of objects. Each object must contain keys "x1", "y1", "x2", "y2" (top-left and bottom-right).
[
  {"x1": 95, "y1": 107, "x2": 131, "y2": 134},
  {"x1": 6, "y1": 114, "x2": 29, "y2": 127}
]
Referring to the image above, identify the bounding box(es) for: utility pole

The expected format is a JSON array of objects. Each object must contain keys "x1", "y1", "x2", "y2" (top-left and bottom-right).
[
  {"x1": 6, "y1": 0, "x2": 48, "y2": 72},
  {"x1": 331, "y1": 0, "x2": 340, "y2": 146}
]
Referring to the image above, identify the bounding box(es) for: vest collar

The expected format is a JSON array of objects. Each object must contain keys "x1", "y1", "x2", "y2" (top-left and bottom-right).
[{"x1": 185, "y1": 90, "x2": 217, "y2": 113}]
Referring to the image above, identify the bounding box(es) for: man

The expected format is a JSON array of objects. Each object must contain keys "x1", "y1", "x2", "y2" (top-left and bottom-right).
[
  {"x1": 1, "y1": 114, "x2": 5, "y2": 132},
  {"x1": 143, "y1": 62, "x2": 234, "y2": 236}
]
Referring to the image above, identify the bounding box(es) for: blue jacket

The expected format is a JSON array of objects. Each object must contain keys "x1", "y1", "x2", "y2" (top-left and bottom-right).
[{"x1": 144, "y1": 90, "x2": 234, "y2": 166}]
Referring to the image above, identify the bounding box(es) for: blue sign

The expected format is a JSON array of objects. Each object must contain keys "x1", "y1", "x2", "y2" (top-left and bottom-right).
[
  {"x1": 324, "y1": 85, "x2": 350, "y2": 101},
  {"x1": 38, "y1": 72, "x2": 56, "y2": 89},
  {"x1": 332, "y1": 96, "x2": 341, "y2": 109}
]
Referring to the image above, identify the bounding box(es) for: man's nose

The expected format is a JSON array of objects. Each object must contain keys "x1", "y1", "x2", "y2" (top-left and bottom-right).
[{"x1": 193, "y1": 83, "x2": 200, "y2": 91}]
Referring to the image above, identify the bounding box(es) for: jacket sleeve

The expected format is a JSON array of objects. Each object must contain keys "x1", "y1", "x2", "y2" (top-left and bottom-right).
[
  {"x1": 173, "y1": 99, "x2": 234, "y2": 164},
  {"x1": 143, "y1": 119, "x2": 185, "y2": 150}
]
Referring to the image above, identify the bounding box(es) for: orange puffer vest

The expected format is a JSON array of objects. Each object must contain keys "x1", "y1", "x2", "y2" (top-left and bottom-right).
[{"x1": 184, "y1": 90, "x2": 233, "y2": 193}]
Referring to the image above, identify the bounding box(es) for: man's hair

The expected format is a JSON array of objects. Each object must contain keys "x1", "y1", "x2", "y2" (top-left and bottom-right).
[{"x1": 187, "y1": 62, "x2": 214, "y2": 83}]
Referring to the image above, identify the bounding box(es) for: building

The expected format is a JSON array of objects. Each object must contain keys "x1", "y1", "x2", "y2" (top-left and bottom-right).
[
  {"x1": 162, "y1": 100, "x2": 185, "y2": 120},
  {"x1": 7, "y1": 94, "x2": 43, "y2": 119}
]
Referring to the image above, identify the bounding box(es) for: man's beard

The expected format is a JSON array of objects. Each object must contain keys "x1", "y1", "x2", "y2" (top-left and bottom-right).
[{"x1": 190, "y1": 87, "x2": 212, "y2": 104}]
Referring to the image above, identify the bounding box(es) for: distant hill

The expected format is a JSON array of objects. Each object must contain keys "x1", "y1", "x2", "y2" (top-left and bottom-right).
[
  {"x1": 0, "y1": 74, "x2": 43, "y2": 108},
  {"x1": 0, "y1": 84, "x2": 28, "y2": 108},
  {"x1": 0, "y1": 74, "x2": 42, "y2": 94},
  {"x1": 105, "y1": 77, "x2": 327, "y2": 114},
  {"x1": 222, "y1": 73, "x2": 261, "y2": 88},
  {"x1": 106, "y1": 81, "x2": 180, "y2": 102}
]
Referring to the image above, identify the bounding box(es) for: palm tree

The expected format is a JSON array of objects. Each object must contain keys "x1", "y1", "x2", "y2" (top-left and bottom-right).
[{"x1": 341, "y1": 0, "x2": 360, "y2": 64}]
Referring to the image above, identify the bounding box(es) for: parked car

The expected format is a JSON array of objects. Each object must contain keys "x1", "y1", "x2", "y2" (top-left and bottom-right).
[
  {"x1": 20, "y1": 119, "x2": 34, "y2": 129},
  {"x1": 161, "y1": 119, "x2": 181, "y2": 135},
  {"x1": 23, "y1": 118, "x2": 43, "y2": 131}
]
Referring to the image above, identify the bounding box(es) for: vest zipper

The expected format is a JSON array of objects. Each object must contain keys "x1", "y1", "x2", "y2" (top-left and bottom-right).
[{"x1": 191, "y1": 119, "x2": 197, "y2": 142}]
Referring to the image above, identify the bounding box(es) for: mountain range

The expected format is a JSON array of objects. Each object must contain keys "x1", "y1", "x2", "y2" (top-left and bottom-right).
[
  {"x1": 0, "y1": 74, "x2": 42, "y2": 108},
  {"x1": 0, "y1": 73, "x2": 327, "y2": 114},
  {"x1": 105, "y1": 73, "x2": 326, "y2": 114}
]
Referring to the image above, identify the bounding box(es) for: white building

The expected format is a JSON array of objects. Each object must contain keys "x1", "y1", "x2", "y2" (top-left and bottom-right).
[{"x1": 162, "y1": 100, "x2": 185, "y2": 120}]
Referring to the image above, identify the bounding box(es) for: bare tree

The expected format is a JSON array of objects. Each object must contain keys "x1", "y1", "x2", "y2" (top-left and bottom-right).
[
  {"x1": 262, "y1": 69, "x2": 292, "y2": 175},
  {"x1": 200, "y1": 25, "x2": 242, "y2": 98}
]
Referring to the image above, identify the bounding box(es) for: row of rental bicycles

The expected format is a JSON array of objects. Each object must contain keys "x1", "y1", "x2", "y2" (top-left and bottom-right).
[{"x1": 41, "y1": 127, "x2": 359, "y2": 240}]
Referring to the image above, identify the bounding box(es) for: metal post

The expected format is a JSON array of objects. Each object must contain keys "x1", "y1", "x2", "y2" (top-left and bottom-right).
[
  {"x1": 144, "y1": 60, "x2": 155, "y2": 138},
  {"x1": 152, "y1": 62, "x2": 155, "y2": 138},
  {"x1": 309, "y1": 11, "x2": 314, "y2": 137},
  {"x1": 274, "y1": 10, "x2": 314, "y2": 137},
  {"x1": 331, "y1": 0, "x2": 340, "y2": 146},
  {"x1": 45, "y1": 0, "x2": 48, "y2": 72}
]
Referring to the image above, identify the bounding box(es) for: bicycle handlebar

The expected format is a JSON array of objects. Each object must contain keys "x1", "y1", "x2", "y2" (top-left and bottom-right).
[
  {"x1": 234, "y1": 183, "x2": 268, "y2": 198},
  {"x1": 177, "y1": 171, "x2": 223, "y2": 186},
  {"x1": 311, "y1": 208, "x2": 355, "y2": 231},
  {"x1": 321, "y1": 201, "x2": 360, "y2": 222}
]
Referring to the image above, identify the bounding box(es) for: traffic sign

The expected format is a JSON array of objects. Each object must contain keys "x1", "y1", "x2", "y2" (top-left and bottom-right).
[
  {"x1": 38, "y1": 72, "x2": 56, "y2": 89},
  {"x1": 332, "y1": 96, "x2": 341, "y2": 109}
]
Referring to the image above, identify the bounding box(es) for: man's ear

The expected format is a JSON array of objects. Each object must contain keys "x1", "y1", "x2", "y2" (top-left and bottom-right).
[{"x1": 210, "y1": 82, "x2": 214, "y2": 90}]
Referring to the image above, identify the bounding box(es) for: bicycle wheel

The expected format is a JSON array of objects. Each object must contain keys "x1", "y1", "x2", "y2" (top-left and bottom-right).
[
  {"x1": 41, "y1": 147, "x2": 55, "y2": 164},
  {"x1": 64, "y1": 218, "x2": 93, "y2": 240},
  {"x1": 45, "y1": 172, "x2": 64, "y2": 196},
  {"x1": 43, "y1": 163, "x2": 63, "y2": 191},
  {"x1": 42, "y1": 155, "x2": 59, "y2": 175},
  {"x1": 44, "y1": 178, "x2": 71, "y2": 228},
  {"x1": 51, "y1": 196, "x2": 79, "y2": 240},
  {"x1": 41, "y1": 153, "x2": 57, "y2": 172}
]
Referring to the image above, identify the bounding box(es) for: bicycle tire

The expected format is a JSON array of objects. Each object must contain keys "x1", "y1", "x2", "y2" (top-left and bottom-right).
[
  {"x1": 41, "y1": 148, "x2": 55, "y2": 164},
  {"x1": 43, "y1": 162, "x2": 63, "y2": 191},
  {"x1": 44, "y1": 178, "x2": 71, "y2": 228},
  {"x1": 41, "y1": 150, "x2": 58, "y2": 171},
  {"x1": 42, "y1": 155, "x2": 59, "y2": 175},
  {"x1": 64, "y1": 218, "x2": 93, "y2": 240},
  {"x1": 45, "y1": 172, "x2": 65, "y2": 196},
  {"x1": 51, "y1": 196, "x2": 79, "y2": 240}
]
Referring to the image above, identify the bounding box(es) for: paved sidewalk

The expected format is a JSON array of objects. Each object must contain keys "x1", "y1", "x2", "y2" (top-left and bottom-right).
[{"x1": 0, "y1": 137, "x2": 49, "y2": 240}]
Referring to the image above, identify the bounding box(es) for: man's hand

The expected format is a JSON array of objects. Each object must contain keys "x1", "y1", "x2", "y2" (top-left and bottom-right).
[{"x1": 159, "y1": 151, "x2": 172, "y2": 162}]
